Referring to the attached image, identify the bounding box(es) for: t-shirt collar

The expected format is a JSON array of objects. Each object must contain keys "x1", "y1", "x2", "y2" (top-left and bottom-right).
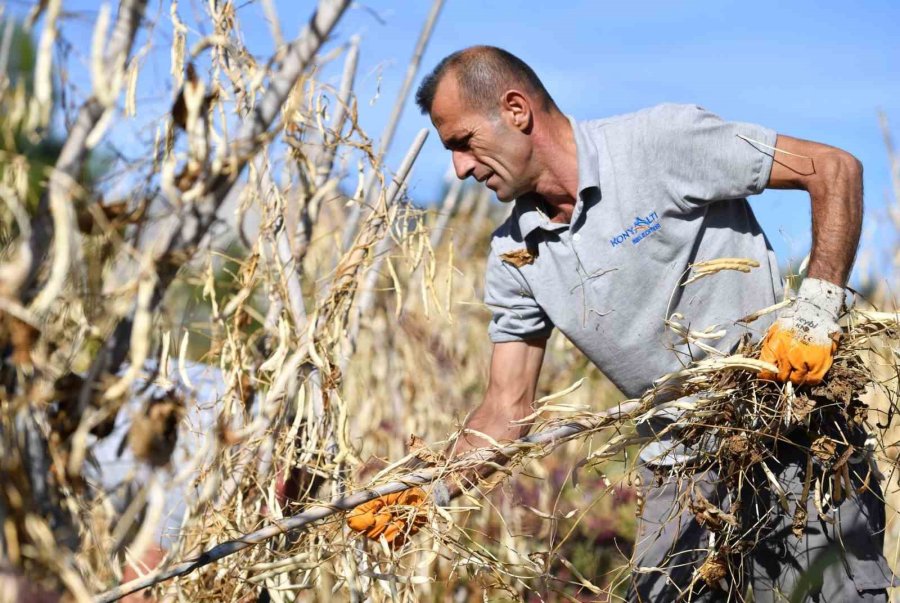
[
  {"x1": 514, "y1": 116, "x2": 600, "y2": 239},
  {"x1": 569, "y1": 115, "x2": 601, "y2": 194}
]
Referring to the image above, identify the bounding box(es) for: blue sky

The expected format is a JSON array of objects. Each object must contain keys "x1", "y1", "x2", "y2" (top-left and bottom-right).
[{"x1": 11, "y1": 0, "x2": 900, "y2": 284}]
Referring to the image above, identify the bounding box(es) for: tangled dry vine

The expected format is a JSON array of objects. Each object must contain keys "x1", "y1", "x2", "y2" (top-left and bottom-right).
[{"x1": 0, "y1": 1, "x2": 898, "y2": 602}]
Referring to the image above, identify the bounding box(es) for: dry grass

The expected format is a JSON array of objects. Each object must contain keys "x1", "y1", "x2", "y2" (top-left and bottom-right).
[{"x1": 0, "y1": 2, "x2": 898, "y2": 602}]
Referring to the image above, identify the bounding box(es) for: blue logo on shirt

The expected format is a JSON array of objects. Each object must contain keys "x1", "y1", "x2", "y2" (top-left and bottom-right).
[{"x1": 609, "y1": 211, "x2": 661, "y2": 247}]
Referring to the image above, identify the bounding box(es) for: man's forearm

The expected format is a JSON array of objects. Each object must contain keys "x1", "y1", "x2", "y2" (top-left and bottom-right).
[
  {"x1": 762, "y1": 136, "x2": 863, "y2": 386},
  {"x1": 806, "y1": 152, "x2": 863, "y2": 287},
  {"x1": 440, "y1": 395, "x2": 533, "y2": 497},
  {"x1": 434, "y1": 340, "x2": 545, "y2": 499},
  {"x1": 768, "y1": 135, "x2": 864, "y2": 288},
  {"x1": 453, "y1": 396, "x2": 533, "y2": 457}
]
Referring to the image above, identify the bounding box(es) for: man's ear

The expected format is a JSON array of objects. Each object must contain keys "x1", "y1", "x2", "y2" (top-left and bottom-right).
[{"x1": 501, "y1": 90, "x2": 533, "y2": 132}]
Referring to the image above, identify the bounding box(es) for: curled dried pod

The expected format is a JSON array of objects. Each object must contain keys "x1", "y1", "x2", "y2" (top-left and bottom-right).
[
  {"x1": 128, "y1": 393, "x2": 185, "y2": 467},
  {"x1": 2, "y1": 312, "x2": 39, "y2": 368}
]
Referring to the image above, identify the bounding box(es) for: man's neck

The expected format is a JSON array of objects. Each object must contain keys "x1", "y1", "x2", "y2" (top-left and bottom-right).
[{"x1": 529, "y1": 111, "x2": 579, "y2": 223}]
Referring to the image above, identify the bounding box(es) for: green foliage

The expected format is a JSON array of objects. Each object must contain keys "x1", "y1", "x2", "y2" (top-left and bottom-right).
[
  {"x1": 0, "y1": 20, "x2": 61, "y2": 210},
  {"x1": 165, "y1": 239, "x2": 265, "y2": 363},
  {"x1": 2, "y1": 19, "x2": 36, "y2": 92},
  {"x1": 0, "y1": 19, "x2": 105, "y2": 211}
]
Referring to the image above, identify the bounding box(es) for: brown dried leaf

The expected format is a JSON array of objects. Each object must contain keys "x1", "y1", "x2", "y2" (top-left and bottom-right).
[
  {"x1": 171, "y1": 64, "x2": 219, "y2": 131},
  {"x1": 720, "y1": 433, "x2": 762, "y2": 463},
  {"x1": 809, "y1": 357, "x2": 867, "y2": 406},
  {"x1": 790, "y1": 394, "x2": 816, "y2": 422},
  {"x1": 216, "y1": 415, "x2": 243, "y2": 447},
  {"x1": 48, "y1": 373, "x2": 83, "y2": 440},
  {"x1": 76, "y1": 200, "x2": 131, "y2": 233},
  {"x1": 408, "y1": 433, "x2": 444, "y2": 465},
  {"x1": 810, "y1": 436, "x2": 837, "y2": 462},
  {"x1": 832, "y1": 445, "x2": 855, "y2": 472},
  {"x1": 174, "y1": 162, "x2": 202, "y2": 192},
  {"x1": 696, "y1": 552, "x2": 728, "y2": 588},
  {"x1": 792, "y1": 504, "x2": 808, "y2": 538},
  {"x1": 157, "y1": 246, "x2": 196, "y2": 275},
  {"x1": 723, "y1": 433, "x2": 748, "y2": 455},
  {"x1": 99, "y1": 200, "x2": 130, "y2": 222},
  {"x1": 129, "y1": 394, "x2": 185, "y2": 467},
  {"x1": 233, "y1": 371, "x2": 255, "y2": 413},
  {"x1": 690, "y1": 488, "x2": 737, "y2": 532},
  {"x1": 500, "y1": 248, "x2": 536, "y2": 268},
  {"x1": 846, "y1": 399, "x2": 869, "y2": 425},
  {"x1": 171, "y1": 63, "x2": 198, "y2": 130},
  {"x1": 4, "y1": 312, "x2": 39, "y2": 367}
]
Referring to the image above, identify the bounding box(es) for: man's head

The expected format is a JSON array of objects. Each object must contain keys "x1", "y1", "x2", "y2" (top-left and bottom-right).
[{"x1": 415, "y1": 46, "x2": 560, "y2": 201}]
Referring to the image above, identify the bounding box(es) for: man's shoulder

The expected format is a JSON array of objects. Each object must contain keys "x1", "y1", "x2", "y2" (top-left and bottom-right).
[
  {"x1": 488, "y1": 210, "x2": 525, "y2": 257},
  {"x1": 579, "y1": 103, "x2": 707, "y2": 134}
]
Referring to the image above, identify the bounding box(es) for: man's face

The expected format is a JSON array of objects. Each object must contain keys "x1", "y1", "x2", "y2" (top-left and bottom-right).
[{"x1": 429, "y1": 75, "x2": 534, "y2": 202}]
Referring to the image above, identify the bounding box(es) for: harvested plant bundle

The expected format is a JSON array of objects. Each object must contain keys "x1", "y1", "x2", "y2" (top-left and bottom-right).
[{"x1": 99, "y1": 308, "x2": 900, "y2": 601}]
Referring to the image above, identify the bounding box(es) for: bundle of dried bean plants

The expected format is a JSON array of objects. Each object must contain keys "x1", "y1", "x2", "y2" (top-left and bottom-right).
[{"x1": 0, "y1": 2, "x2": 898, "y2": 602}]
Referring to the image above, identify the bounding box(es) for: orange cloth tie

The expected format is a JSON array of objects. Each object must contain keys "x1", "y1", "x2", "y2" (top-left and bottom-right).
[{"x1": 346, "y1": 487, "x2": 427, "y2": 546}]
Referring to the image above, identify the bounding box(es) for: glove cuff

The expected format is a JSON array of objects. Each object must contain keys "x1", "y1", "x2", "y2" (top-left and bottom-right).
[{"x1": 797, "y1": 277, "x2": 844, "y2": 320}]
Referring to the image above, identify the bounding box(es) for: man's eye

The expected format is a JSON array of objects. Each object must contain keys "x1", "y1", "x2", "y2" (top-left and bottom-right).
[{"x1": 444, "y1": 136, "x2": 471, "y2": 151}]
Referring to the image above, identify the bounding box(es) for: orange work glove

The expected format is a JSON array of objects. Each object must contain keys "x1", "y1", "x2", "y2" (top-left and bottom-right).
[
  {"x1": 759, "y1": 277, "x2": 843, "y2": 385},
  {"x1": 346, "y1": 487, "x2": 429, "y2": 547}
]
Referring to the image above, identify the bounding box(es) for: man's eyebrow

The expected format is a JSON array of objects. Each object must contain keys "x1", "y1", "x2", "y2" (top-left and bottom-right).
[{"x1": 442, "y1": 133, "x2": 470, "y2": 150}]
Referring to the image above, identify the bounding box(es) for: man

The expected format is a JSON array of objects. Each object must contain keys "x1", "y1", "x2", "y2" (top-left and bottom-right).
[{"x1": 348, "y1": 46, "x2": 894, "y2": 601}]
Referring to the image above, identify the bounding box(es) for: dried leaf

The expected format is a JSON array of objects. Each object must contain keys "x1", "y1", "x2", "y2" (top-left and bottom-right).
[
  {"x1": 697, "y1": 552, "x2": 728, "y2": 589},
  {"x1": 129, "y1": 394, "x2": 185, "y2": 467},
  {"x1": 408, "y1": 433, "x2": 444, "y2": 465},
  {"x1": 790, "y1": 393, "x2": 816, "y2": 422},
  {"x1": 3, "y1": 312, "x2": 39, "y2": 367},
  {"x1": 792, "y1": 504, "x2": 808, "y2": 538},
  {"x1": 500, "y1": 247, "x2": 536, "y2": 268},
  {"x1": 811, "y1": 436, "x2": 837, "y2": 462},
  {"x1": 690, "y1": 488, "x2": 737, "y2": 532}
]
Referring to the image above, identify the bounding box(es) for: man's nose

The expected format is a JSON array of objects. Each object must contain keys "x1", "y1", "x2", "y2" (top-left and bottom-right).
[{"x1": 452, "y1": 150, "x2": 476, "y2": 181}]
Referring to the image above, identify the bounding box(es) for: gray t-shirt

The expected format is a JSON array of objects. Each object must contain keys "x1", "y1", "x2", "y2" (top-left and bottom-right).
[{"x1": 483, "y1": 103, "x2": 784, "y2": 464}]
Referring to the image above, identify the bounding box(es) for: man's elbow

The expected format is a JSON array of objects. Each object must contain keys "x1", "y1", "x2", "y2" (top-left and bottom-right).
[
  {"x1": 837, "y1": 151, "x2": 863, "y2": 218},
  {"x1": 838, "y1": 150, "x2": 863, "y2": 185},
  {"x1": 831, "y1": 149, "x2": 862, "y2": 184},
  {"x1": 809, "y1": 148, "x2": 863, "y2": 200}
]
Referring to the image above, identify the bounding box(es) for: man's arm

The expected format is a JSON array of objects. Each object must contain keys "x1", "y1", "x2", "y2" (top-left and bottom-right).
[
  {"x1": 766, "y1": 134, "x2": 863, "y2": 286},
  {"x1": 347, "y1": 340, "x2": 546, "y2": 544},
  {"x1": 758, "y1": 134, "x2": 862, "y2": 384},
  {"x1": 451, "y1": 339, "x2": 547, "y2": 456}
]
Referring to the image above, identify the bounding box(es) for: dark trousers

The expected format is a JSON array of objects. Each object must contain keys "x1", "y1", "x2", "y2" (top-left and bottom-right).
[{"x1": 627, "y1": 437, "x2": 895, "y2": 602}]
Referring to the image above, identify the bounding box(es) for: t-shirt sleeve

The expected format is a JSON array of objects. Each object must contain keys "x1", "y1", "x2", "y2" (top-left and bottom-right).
[
  {"x1": 641, "y1": 104, "x2": 777, "y2": 208},
  {"x1": 484, "y1": 250, "x2": 554, "y2": 343}
]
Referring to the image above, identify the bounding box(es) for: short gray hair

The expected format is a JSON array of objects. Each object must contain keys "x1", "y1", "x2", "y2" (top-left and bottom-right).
[{"x1": 415, "y1": 46, "x2": 557, "y2": 115}]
